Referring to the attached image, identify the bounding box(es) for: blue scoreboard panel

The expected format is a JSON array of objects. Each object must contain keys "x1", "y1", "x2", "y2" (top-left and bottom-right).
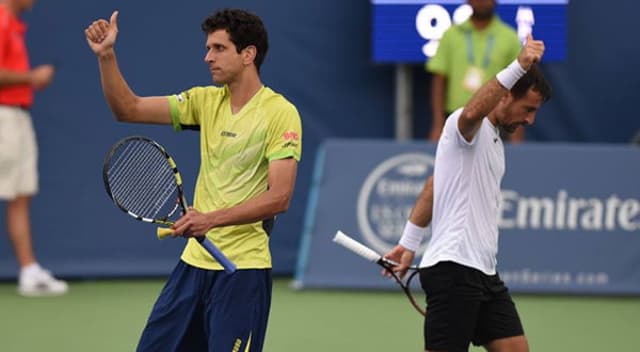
[{"x1": 371, "y1": 0, "x2": 568, "y2": 63}]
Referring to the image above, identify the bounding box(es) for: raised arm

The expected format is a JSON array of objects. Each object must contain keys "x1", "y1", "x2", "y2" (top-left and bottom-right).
[
  {"x1": 85, "y1": 11, "x2": 171, "y2": 124},
  {"x1": 458, "y1": 34, "x2": 545, "y2": 142}
]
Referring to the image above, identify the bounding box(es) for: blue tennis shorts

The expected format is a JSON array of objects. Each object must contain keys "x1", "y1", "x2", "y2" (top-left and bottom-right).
[{"x1": 137, "y1": 260, "x2": 272, "y2": 352}]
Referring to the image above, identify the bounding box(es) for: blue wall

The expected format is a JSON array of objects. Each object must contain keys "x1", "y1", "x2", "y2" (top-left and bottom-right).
[
  {"x1": 0, "y1": 0, "x2": 637, "y2": 278},
  {"x1": 296, "y1": 140, "x2": 640, "y2": 294}
]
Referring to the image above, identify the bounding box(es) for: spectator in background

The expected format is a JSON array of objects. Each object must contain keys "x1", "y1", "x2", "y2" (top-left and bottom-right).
[
  {"x1": 0, "y1": 0, "x2": 68, "y2": 296},
  {"x1": 427, "y1": 0, "x2": 525, "y2": 143}
]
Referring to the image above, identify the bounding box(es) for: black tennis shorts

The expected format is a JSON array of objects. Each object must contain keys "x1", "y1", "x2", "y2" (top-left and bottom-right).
[{"x1": 420, "y1": 261, "x2": 524, "y2": 351}]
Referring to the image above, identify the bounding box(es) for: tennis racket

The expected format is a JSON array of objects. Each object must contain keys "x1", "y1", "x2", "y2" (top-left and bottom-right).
[
  {"x1": 102, "y1": 135, "x2": 236, "y2": 273},
  {"x1": 333, "y1": 230, "x2": 425, "y2": 316}
]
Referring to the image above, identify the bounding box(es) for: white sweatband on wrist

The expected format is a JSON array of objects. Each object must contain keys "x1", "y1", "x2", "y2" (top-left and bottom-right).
[
  {"x1": 398, "y1": 220, "x2": 427, "y2": 252},
  {"x1": 496, "y1": 59, "x2": 527, "y2": 90}
]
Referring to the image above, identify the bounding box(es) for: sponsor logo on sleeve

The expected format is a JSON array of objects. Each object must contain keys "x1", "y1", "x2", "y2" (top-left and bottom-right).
[
  {"x1": 283, "y1": 131, "x2": 300, "y2": 141},
  {"x1": 282, "y1": 131, "x2": 300, "y2": 148},
  {"x1": 175, "y1": 91, "x2": 190, "y2": 103}
]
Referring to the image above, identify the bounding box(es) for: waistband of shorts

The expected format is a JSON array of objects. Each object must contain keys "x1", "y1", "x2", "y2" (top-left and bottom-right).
[{"x1": 0, "y1": 104, "x2": 30, "y2": 113}]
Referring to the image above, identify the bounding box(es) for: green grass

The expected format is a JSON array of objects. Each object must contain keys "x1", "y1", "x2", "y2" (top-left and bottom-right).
[
  {"x1": 0, "y1": 280, "x2": 156, "y2": 352},
  {"x1": 0, "y1": 279, "x2": 638, "y2": 351}
]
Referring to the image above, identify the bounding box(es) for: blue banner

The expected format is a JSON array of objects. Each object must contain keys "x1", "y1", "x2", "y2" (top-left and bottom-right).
[
  {"x1": 371, "y1": 0, "x2": 568, "y2": 63},
  {"x1": 294, "y1": 140, "x2": 640, "y2": 294}
]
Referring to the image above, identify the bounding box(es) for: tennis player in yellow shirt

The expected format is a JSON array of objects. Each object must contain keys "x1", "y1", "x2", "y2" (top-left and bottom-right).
[{"x1": 86, "y1": 8, "x2": 301, "y2": 352}]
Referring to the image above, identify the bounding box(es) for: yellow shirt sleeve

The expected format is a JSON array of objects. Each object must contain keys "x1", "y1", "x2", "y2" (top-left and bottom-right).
[
  {"x1": 167, "y1": 87, "x2": 207, "y2": 131},
  {"x1": 265, "y1": 102, "x2": 302, "y2": 162}
]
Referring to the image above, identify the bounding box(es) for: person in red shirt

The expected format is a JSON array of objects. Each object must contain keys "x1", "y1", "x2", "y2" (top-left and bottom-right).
[{"x1": 0, "y1": 0, "x2": 67, "y2": 296}]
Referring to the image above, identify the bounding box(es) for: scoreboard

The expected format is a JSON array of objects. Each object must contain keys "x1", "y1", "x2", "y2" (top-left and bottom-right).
[{"x1": 371, "y1": 0, "x2": 568, "y2": 63}]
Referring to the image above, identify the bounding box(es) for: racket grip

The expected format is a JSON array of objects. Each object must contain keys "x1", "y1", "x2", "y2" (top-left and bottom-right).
[
  {"x1": 156, "y1": 227, "x2": 236, "y2": 273},
  {"x1": 197, "y1": 237, "x2": 237, "y2": 274},
  {"x1": 157, "y1": 227, "x2": 173, "y2": 239},
  {"x1": 333, "y1": 231, "x2": 382, "y2": 263}
]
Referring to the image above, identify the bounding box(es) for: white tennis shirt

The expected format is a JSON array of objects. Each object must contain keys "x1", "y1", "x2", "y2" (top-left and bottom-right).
[{"x1": 419, "y1": 109, "x2": 505, "y2": 275}]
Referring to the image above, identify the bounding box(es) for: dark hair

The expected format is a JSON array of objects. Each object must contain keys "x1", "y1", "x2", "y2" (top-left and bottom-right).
[
  {"x1": 511, "y1": 64, "x2": 552, "y2": 102},
  {"x1": 201, "y1": 9, "x2": 269, "y2": 72}
]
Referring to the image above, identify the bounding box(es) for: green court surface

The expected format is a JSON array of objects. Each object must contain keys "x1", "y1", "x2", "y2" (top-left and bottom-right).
[{"x1": 0, "y1": 278, "x2": 638, "y2": 351}]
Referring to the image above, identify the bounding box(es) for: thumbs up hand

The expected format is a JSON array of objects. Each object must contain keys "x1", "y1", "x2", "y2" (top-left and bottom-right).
[
  {"x1": 85, "y1": 11, "x2": 120, "y2": 56},
  {"x1": 517, "y1": 33, "x2": 545, "y2": 70}
]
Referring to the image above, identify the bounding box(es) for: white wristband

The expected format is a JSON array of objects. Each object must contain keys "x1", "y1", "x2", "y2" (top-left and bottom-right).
[
  {"x1": 496, "y1": 59, "x2": 527, "y2": 90},
  {"x1": 398, "y1": 220, "x2": 427, "y2": 252}
]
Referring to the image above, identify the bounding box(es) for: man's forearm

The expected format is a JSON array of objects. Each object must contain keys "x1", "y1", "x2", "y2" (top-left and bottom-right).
[
  {"x1": 399, "y1": 175, "x2": 433, "y2": 251},
  {"x1": 97, "y1": 50, "x2": 138, "y2": 121},
  {"x1": 458, "y1": 78, "x2": 507, "y2": 140},
  {"x1": 409, "y1": 175, "x2": 433, "y2": 227},
  {"x1": 462, "y1": 79, "x2": 506, "y2": 121},
  {"x1": 208, "y1": 189, "x2": 291, "y2": 229},
  {"x1": 0, "y1": 70, "x2": 31, "y2": 87}
]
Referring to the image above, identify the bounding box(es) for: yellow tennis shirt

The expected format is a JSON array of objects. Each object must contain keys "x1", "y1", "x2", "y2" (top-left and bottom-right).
[{"x1": 167, "y1": 85, "x2": 302, "y2": 270}]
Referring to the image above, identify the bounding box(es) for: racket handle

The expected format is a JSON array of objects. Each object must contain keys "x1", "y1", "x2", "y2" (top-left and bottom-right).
[
  {"x1": 197, "y1": 237, "x2": 237, "y2": 274},
  {"x1": 156, "y1": 227, "x2": 236, "y2": 274},
  {"x1": 157, "y1": 227, "x2": 173, "y2": 239},
  {"x1": 333, "y1": 231, "x2": 382, "y2": 263}
]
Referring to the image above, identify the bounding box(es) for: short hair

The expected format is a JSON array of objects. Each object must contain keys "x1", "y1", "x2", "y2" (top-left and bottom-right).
[
  {"x1": 201, "y1": 9, "x2": 269, "y2": 72},
  {"x1": 511, "y1": 64, "x2": 552, "y2": 102}
]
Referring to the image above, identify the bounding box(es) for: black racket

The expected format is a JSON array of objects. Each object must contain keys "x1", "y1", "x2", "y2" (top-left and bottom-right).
[
  {"x1": 103, "y1": 135, "x2": 236, "y2": 273},
  {"x1": 333, "y1": 230, "x2": 425, "y2": 316}
]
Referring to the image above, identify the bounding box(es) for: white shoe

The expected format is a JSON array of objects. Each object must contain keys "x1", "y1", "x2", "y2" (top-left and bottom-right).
[{"x1": 18, "y1": 266, "x2": 69, "y2": 297}]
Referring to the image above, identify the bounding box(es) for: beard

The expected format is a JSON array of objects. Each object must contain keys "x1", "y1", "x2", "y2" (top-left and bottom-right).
[
  {"x1": 499, "y1": 119, "x2": 526, "y2": 135},
  {"x1": 500, "y1": 125, "x2": 518, "y2": 134},
  {"x1": 496, "y1": 113, "x2": 519, "y2": 134}
]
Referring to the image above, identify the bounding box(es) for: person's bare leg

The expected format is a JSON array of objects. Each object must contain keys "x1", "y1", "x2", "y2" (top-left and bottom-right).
[
  {"x1": 6, "y1": 195, "x2": 37, "y2": 267},
  {"x1": 9, "y1": 194, "x2": 68, "y2": 296},
  {"x1": 485, "y1": 335, "x2": 529, "y2": 352}
]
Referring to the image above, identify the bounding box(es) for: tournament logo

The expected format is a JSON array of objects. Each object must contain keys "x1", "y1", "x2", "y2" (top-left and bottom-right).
[{"x1": 357, "y1": 153, "x2": 434, "y2": 254}]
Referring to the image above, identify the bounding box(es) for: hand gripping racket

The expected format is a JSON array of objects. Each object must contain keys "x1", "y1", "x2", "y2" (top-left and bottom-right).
[
  {"x1": 103, "y1": 135, "x2": 236, "y2": 273},
  {"x1": 333, "y1": 230, "x2": 425, "y2": 316}
]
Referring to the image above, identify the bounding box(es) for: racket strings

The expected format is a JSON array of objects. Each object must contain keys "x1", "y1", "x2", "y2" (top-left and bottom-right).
[
  {"x1": 115, "y1": 143, "x2": 175, "y2": 216},
  {"x1": 109, "y1": 142, "x2": 158, "y2": 203},
  {"x1": 125, "y1": 147, "x2": 175, "y2": 216},
  {"x1": 107, "y1": 140, "x2": 179, "y2": 219},
  {"x1": 112, "y1": 147, "x2": 176, "y2": 218},
  {"x1": 109, "y1": 142, "x2": 160, "y2": 207}
]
